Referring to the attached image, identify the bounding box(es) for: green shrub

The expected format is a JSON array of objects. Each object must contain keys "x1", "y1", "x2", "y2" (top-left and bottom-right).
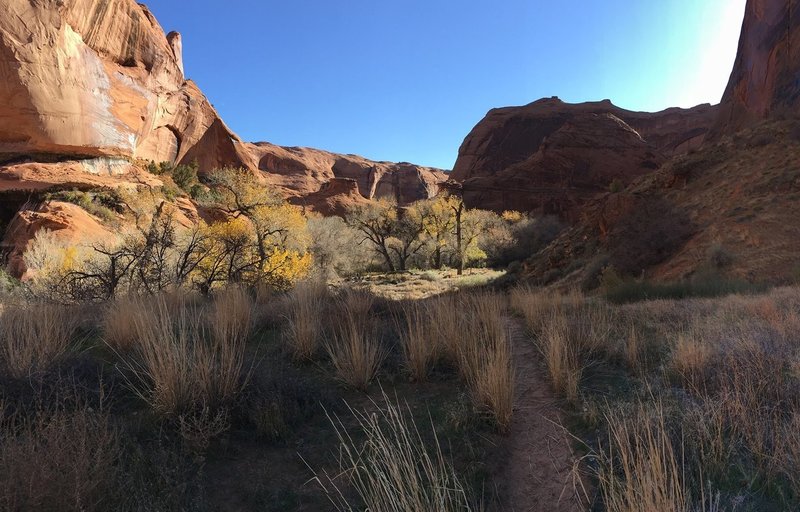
[
  {"x1": 44, "y1": 189, "x2": 119, "y2": 222},
  {"x1": 146, "y1": 161, "x2": 200, "y2": 195},
  {"x1": 608, "y1": 178, "x2": 624, "y2": 193},
  {"x1": 603, "y1": 275, "x2": 769, "y2": 304},
  {"x1": 707, "y1": 243, "x2": 733, "y2": 268}
]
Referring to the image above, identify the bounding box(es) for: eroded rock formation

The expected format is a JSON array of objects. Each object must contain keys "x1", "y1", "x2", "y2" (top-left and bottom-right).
[
  {"x1": 0, "y1": 0, "x2": 251, "y2": 169},
  {"x1": 248, "y1": 142, "x2": 447, "y2": 208},
  {"x1": 450, "y1": 98, "x2": 718, "y2": 215}
]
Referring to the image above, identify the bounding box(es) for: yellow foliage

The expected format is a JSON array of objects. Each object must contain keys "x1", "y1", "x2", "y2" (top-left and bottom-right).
[
  {"x1": 205, "y1": 216, "x2": 252, "y2": 245},
  {"x1": 501, "y1": 210, "x2": 524, "y2": 223},
  {"x1": 60, "y1": 246, "x2": 78, "y2": 272},
  {"x1": 262, "y1": 249, "x2": 313, "y2": 290}
]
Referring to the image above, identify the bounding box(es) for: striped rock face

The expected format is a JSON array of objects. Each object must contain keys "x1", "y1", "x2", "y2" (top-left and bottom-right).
[{"x1": 0, "y1": 0, "x2": 250, "y2": 170}]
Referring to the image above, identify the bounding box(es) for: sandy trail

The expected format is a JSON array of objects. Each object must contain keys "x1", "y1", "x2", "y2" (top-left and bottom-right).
[{"x1": 492, "y1": 317, "x2": 589, "y2": 512}]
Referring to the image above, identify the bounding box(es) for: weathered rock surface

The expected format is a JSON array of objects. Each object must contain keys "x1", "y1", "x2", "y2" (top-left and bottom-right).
[
  {"x1": 288, "y1": 177, "x2": 371, "y2": 217},
  {"x1": 248, "y1": 142, "x2": 447, "y2": 206},
  {"x1": 0, "y1": 158, "x2": 162, "y2": 193},
  {"x1": 714, "y1": 0, "x2": 800, "y2": 133},
  {"x1": 450, "y1": 98, "x2": 717, "y2": 215},
  {"x1": 0, "y1": 0, "x2": 251, "y2": 169}
]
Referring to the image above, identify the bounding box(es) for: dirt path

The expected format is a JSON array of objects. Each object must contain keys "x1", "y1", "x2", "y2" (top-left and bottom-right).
[{"x1": 493, "y1": 317, "x2": 589, "y2": 512}]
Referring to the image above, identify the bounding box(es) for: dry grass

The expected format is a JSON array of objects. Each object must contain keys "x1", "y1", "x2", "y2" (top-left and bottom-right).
[
  {"x1": 469, "y1": 330, "x2": 515, "y2": 431},
  {"x1": 510, "y1": 285, "x2": 583, "y2": 335},
  {"x1": 458, "y1": 292, "x2": 515, "y2": 430},
  {"x1": 314, "y1": 393, "x2": 473, "y2": 511},
  {"x1": 326, "y1": 292, "x2": 384, "y2": 390},
  {"x1": 284, "y1": 280, "x2": 329, "y2": 361},
  {"x1": 562, "y1": 287, "x2": 800, "y2": 510},
  {"x1": 597, "y1": 402, "x2": 690, "y2": 512},
  {"x1": 0, "y1": 402, "x2": 120, "y2": 511},
  {"x1": 539, "y1": 312, "x2": 583, "y2": 402},
  {"x1": 0, "y1": 303, "x2": 77, "y2": 378},
  {"x1": 209, "y1": 285, "x2": 253, "y2": 347},
  {"x1": 427, "y1": 294, "x2": 462, "y2": 364},
  {"x1": 394, "y1": 301, "x2": 437, "y2": 382},
  {"x1": 670, "y1": 331, "x2": 713, "y2": 391},
  {"x1": 514, "y1": 288, "x2": 617, "y2": 402},
  {"x1": 117, "y1": 296, "x2": 249, "y2": 417},
  {"x1": 103, "y1": 297, "x2": 147, "y2": 353}
]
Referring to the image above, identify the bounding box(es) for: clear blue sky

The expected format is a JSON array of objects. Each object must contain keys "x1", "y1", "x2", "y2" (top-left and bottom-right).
[{"x1": 145, "y1": 0, "x2": 747, "y2": 169}]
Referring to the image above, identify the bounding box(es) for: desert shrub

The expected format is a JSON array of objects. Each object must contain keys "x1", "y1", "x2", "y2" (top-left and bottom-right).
[
  {"x1": 25, "y1": 187, "x2": 313, "y2": 300},
  {"x1": 307, "y1": 216, "x2": 376, "y2": 277},
  {"x1": 706, "y1": 243, "x2": 733, "y2": 269},
  {"x1": 147, "y1": 161, "x2": 200, "y2": 196},
  {"x1": 284, "y1": 280, "x2": 329, "y2": 361},
  {"x1": 0, "y1": 402, "x2": 120, "y2": 512},
  {"x1": 0, "y1": 303, "x2": 78, "y2": 378},
  {"x1": 316, "y1": 393, "x2": 474, "y2": 511}
]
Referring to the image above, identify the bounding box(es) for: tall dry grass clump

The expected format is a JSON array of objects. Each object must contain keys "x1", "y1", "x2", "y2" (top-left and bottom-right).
[
  {"x1": 394, "y1": 301, "x2": 437, "y2": 382},
  {"x1": 459, "y1": 292, "x2": 515, "y2": 431},
  {"x1": 510, "y1": 286, "x2": 583, "y2": 335},
  {"x1": 317, "y1": 393, "x2": 473, "y2": 512},
  {"x1": 118, "y1": 296, "x2": 249, "y2": 417},
  {"x1": 209, "y1": 285, "x2": 253, "y2": 347},
  {"x1": 598, "y1": 402, "x2": 690, "y2": 512},
  {"x1": 285, "y1": 280, "x2": 329, "y2": 361},
  {"x1": 0, "y1": 402, "x2": 120, "y2": 511},
  {"x1": 0, "y1": 303, "x2": 77, "y2": 378},
  {"x1": 670, "y1": 331, "x2": 713, "y2": 390},
  {"x1": 103, "y1": 297, "x2": 148, "y2": 353},
  {"x1": 535, "y1": 300, "x2": 616, "y2": 402},
  {"x1": 427, "y1": 294, "x2": 462, "y2": 364},
  {"x1": 326, "y1": 291, "x2": 384, "y2": 390},
  {"x1": 539, "y1": 311, "x2": 583, "y2": 402}
]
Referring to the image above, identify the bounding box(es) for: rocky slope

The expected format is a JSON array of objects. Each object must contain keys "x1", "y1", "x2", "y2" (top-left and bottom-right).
[{"x1": 451, "y1": 98, "x2": 718, "y2": 215}]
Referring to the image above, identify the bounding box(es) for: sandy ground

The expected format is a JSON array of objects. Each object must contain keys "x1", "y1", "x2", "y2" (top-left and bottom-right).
[{"x1": 492, "y1": 318, "x2": 590, "y2": 512}]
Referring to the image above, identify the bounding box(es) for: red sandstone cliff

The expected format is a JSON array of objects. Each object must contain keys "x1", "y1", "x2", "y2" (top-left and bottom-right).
[
  {"x1": 450, "y1": 98, "x2": 718, "y2": 215},
  {"x1": 714, "y1": 0, "x2": 800, "y2": 133}
]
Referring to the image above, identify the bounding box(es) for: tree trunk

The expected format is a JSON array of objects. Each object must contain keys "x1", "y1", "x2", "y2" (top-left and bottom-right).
[{"x1": 455, "y1": 203, "x2": 464, "y2": 276}]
